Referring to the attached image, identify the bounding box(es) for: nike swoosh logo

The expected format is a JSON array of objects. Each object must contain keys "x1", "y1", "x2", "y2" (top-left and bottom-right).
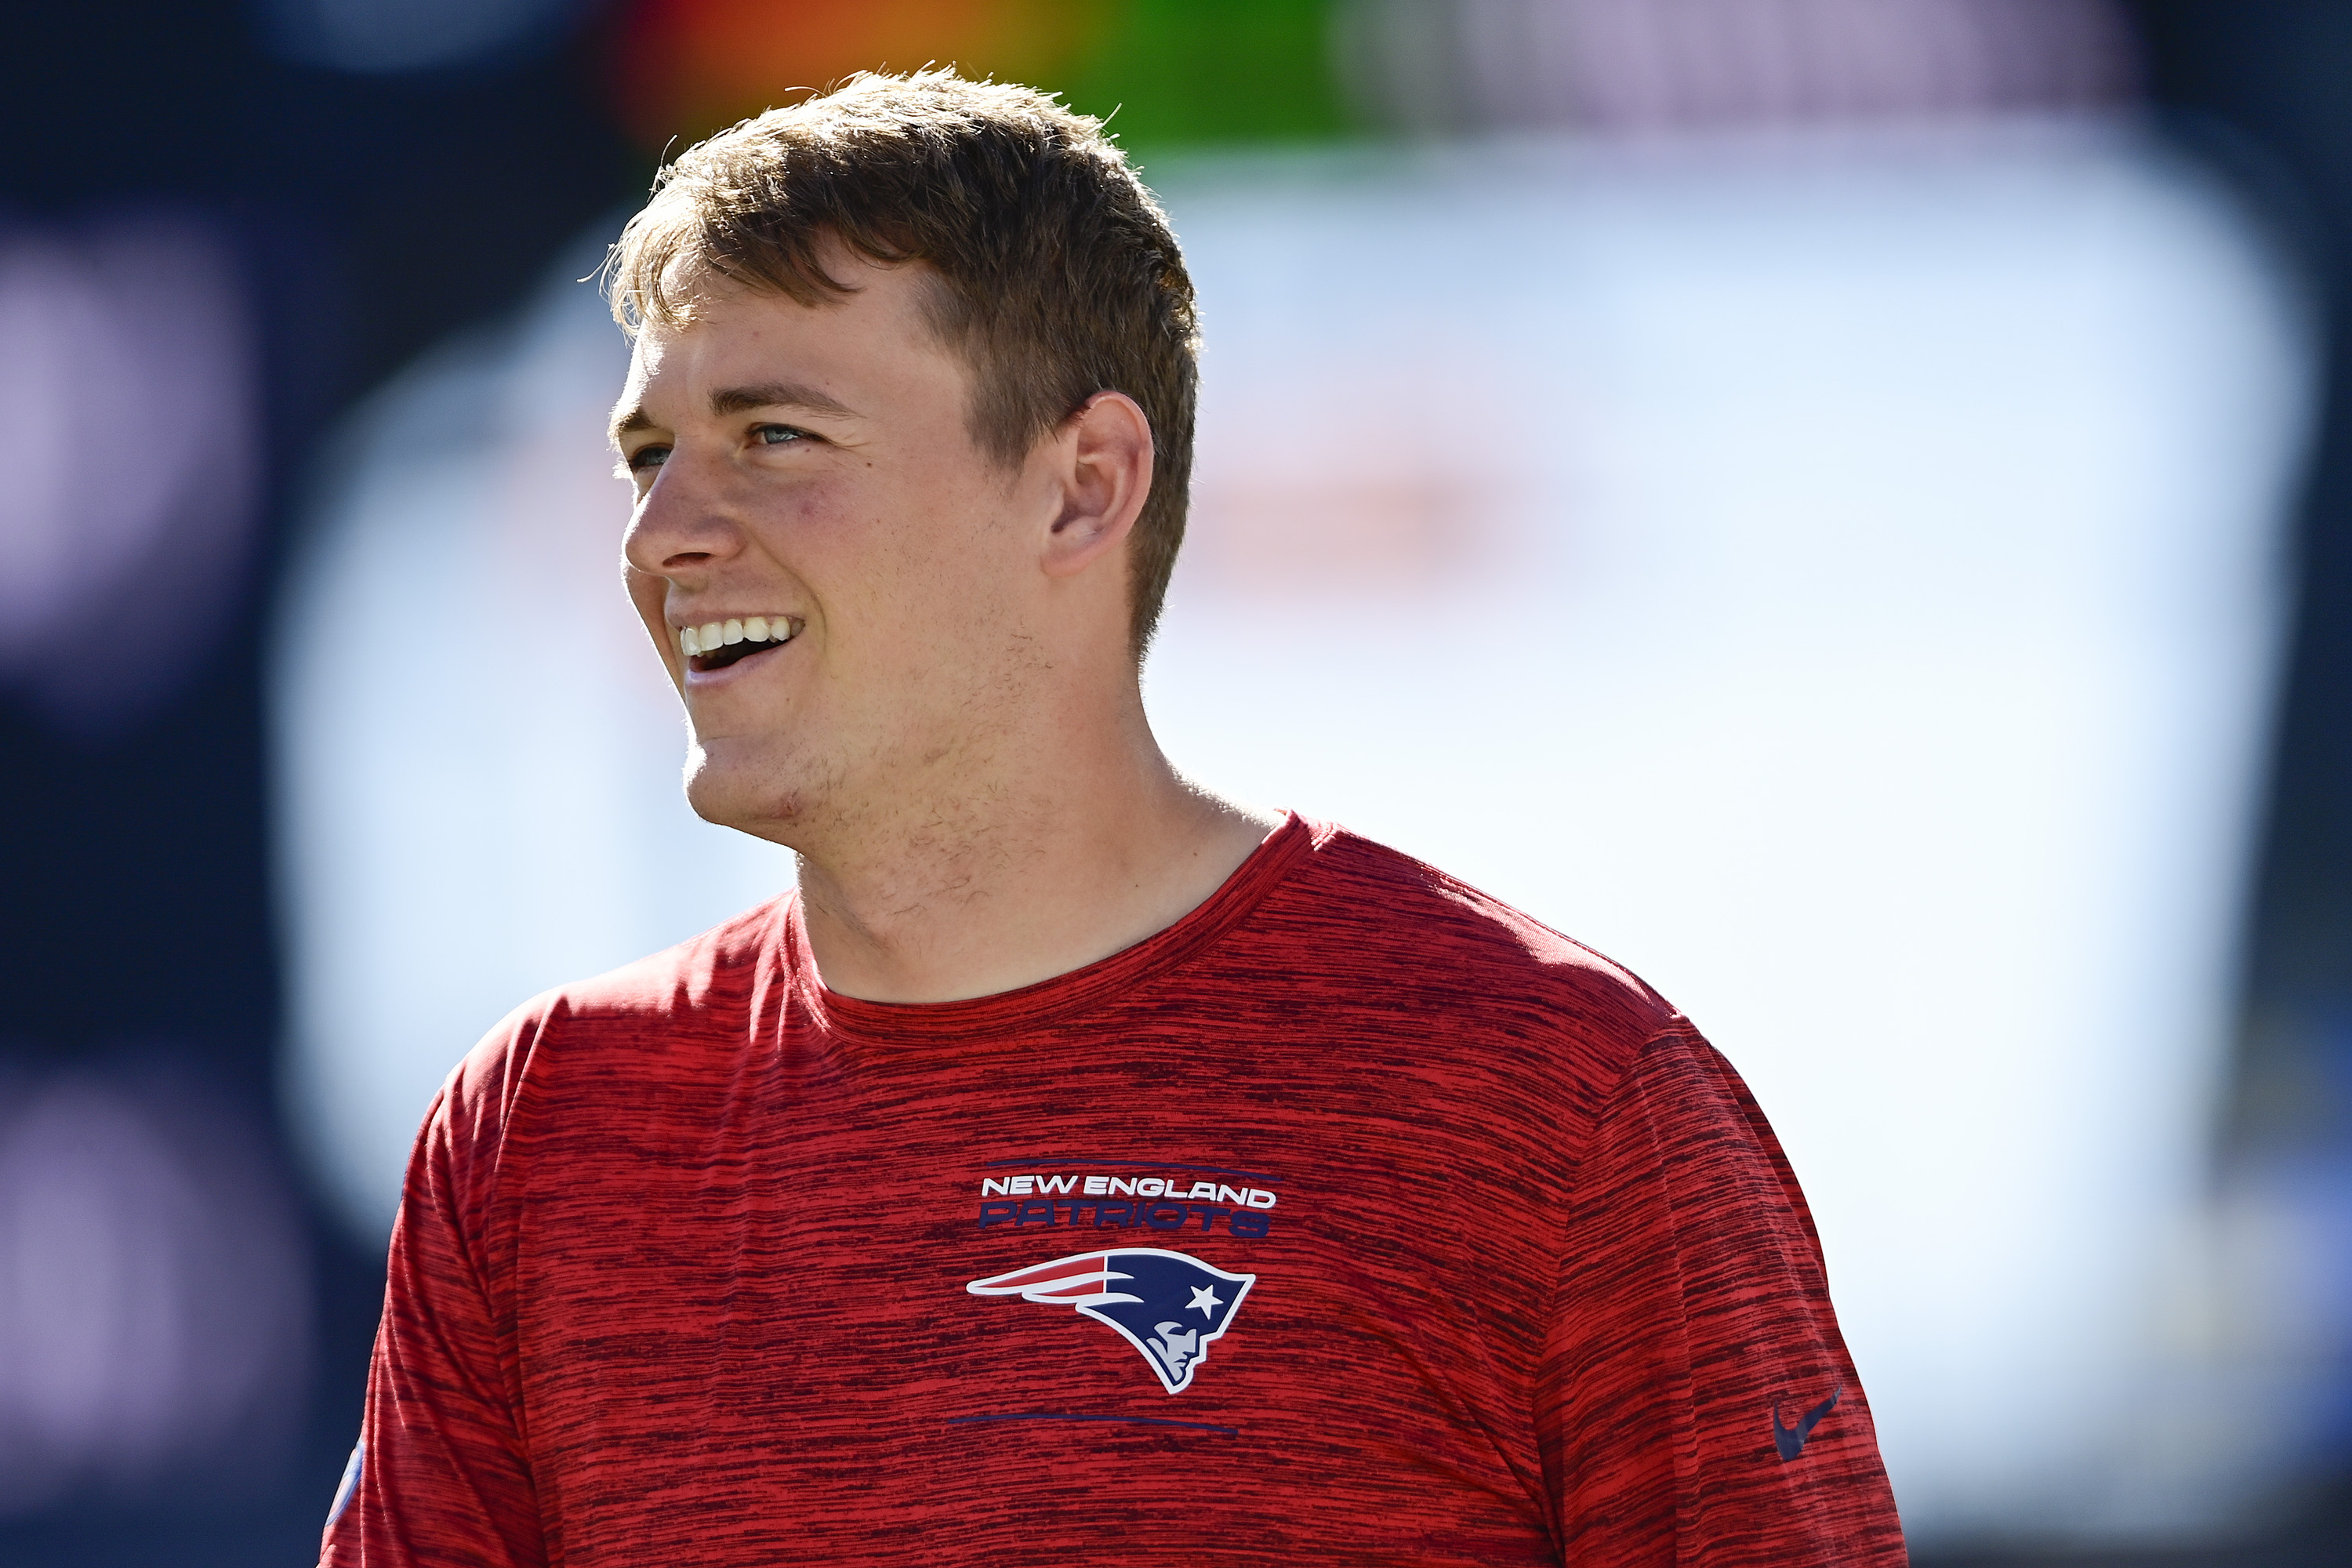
[{"x1": 1771, "y1": 1383, "x2": 1842, "y2": 1461}]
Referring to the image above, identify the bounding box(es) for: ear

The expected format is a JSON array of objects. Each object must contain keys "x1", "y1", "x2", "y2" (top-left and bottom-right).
[{"x1": 1040, "y1": 390, "x2": 1154, "y2": 579}]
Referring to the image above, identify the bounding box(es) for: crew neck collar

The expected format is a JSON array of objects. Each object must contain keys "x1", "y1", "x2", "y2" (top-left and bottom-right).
[{"x1": 780, "y1": 812, "x2": 1320, "y2": 1043}]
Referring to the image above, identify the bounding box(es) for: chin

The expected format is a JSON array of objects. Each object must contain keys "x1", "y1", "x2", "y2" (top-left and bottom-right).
[{"x1": 683, "y1": 740, "x2": 826, "y2": 844}]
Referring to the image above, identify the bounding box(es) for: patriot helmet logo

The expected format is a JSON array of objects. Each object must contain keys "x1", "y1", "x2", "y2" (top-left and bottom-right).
[{"x1": 966, "y1": 1248, "x2": 1257, "y2": 1394}]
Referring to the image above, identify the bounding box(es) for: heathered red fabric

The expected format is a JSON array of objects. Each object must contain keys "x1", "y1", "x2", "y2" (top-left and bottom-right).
[{"x1": 322, "y1": 816, "x2": 1904, "y2": 1566}]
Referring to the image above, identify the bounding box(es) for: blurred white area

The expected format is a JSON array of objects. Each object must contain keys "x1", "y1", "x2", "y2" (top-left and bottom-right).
[
  {"x1": 1150, "y1": 125, "x2": 2310, "y2": 1541},
  {"x1": 252, "y1": 0, "x2": 585, "y2": 73},
  {"x1": 0, "y1": 1059, "x2": 310, "y2": 1514},
  {"x1": 275, "y1": 122, "x2": 2311, "y2": 1541},
  {"x1": 0, "y1": 212, "x2": 258, "y2": 737}
]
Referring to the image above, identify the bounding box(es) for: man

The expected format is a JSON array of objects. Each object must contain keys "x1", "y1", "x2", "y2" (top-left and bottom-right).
[{"x1": 321, "y1": 69, "x2": 1904, "y2": 1566}]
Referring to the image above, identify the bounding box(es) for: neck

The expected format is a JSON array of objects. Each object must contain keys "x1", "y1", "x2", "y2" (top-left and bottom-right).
[{"x1": 789, "y1": 681, "x2": 1276, "y2": 1004}]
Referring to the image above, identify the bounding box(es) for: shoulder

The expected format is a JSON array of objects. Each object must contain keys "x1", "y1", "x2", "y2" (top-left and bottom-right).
[
  {"x1": 430, "y1": 898, "x2": 785, "y2": 1153},
  {"x1": 1263, "y1": 823, "x2": 1683, "y2": 1047},
  {"x1": 1218, "y1": 824, "x2": 1693, "y2": 1163}
]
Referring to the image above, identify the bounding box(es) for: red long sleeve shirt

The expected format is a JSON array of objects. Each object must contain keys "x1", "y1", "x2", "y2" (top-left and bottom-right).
[{"x1": 322, "y1": 815, "x2": 1905, "y2": 1566}]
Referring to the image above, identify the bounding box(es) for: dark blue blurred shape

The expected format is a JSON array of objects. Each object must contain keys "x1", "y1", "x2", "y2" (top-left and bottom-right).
[{"x1": 252, "y1": 0, "x2": 593, "y2": 74}]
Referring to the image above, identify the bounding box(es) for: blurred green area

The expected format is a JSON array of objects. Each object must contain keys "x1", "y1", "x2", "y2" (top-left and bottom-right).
[
  {"x1": 1058, "y1": 0, "x2": 1358, "y2": 151},
  {"x1": 614, "y1": 0, "x2": 1367, "y2": 156}
]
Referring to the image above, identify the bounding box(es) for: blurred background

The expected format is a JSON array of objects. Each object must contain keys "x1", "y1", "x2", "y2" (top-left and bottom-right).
[{"x1": 4, "y1": 1, "x2": 2351, "y2": 1562}]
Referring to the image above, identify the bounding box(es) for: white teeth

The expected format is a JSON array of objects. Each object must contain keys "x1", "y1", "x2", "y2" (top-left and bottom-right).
[{"x1": 679, "y1": 615, "x2": 793, "y2": 661}]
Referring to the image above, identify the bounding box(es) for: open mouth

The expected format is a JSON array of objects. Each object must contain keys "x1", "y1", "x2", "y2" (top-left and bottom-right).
[{"x1": 679, "y1": 615, "x2": 798, "y2": 674}]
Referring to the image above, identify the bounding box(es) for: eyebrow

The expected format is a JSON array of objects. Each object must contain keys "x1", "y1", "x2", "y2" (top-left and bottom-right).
[{"x1": 608, "y1": 380, "x2": 861, "y2": 446}]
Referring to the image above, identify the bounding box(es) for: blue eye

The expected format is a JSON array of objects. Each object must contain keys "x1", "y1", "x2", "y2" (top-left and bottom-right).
[
  {"x1": 628, "y1": 445, "x2": 670, "y2": 470},
  {"x1": 755, "y1": 425, "x2": 808, "y2": 446}
]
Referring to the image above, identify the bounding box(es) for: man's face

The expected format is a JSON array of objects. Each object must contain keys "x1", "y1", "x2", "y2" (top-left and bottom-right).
[{"x1": 612, "y1": 256, "x2": 1047, "y2": 843}]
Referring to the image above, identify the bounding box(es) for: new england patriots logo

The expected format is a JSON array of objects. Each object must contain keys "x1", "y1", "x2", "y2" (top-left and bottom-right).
[{"x1": 966, "y1": 1248, "x2": 1256, "y2": 1394}]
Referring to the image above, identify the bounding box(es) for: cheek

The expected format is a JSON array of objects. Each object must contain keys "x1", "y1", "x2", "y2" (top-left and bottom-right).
[
  {"x1": 747, "y1": 457, "x2": 1022, "y2": 666},
  {"x1": 895, "y1": 460, "x2": 1025, "y2": 584},
  {"x1": 797, "y1": 473, "x2": 989, "y2": 605},
  {"x1": 768, "y1": 479, "x2": 866, "y2": 549},
  {"x1": 623, "y1": 565, "x2": 669, "y2": 633}
]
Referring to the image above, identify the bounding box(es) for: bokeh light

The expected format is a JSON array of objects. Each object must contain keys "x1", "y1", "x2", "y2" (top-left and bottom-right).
[
  {"x1": 0, "y1": 1058, "x2": 310, "y2": 1516},
  {"x1": 0, "y1": 212, "x2": 259, "y2": 739}
]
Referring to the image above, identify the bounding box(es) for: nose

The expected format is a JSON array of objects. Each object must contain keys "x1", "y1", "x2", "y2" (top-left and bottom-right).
[{"x1": 622, "y1": 451, "x2": 747, "y2": 581}]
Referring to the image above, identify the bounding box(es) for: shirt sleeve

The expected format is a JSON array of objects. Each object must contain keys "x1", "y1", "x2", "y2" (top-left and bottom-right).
[
  {"x1": 321, "y1": 1062, "x2": 547, "y2": 1567},
  {"x1": 1539, "y1": 1027, "x2": 1907, "y2": 1566}
]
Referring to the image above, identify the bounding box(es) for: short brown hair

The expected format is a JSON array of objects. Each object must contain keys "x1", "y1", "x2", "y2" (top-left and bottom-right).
[{"x1": 607, "y1": 69, "x2": 1200, "y2": 655}]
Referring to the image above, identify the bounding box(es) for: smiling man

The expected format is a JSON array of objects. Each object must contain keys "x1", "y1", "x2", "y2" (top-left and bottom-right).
[{"x1": 321, "y1": 71, "x2": 1905, "y2": 1568}]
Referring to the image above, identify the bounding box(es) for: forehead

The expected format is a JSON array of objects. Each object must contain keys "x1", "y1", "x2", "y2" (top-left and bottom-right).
[{"x1": 619, "y1": 260, "x2": 961, "y2": 415}]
